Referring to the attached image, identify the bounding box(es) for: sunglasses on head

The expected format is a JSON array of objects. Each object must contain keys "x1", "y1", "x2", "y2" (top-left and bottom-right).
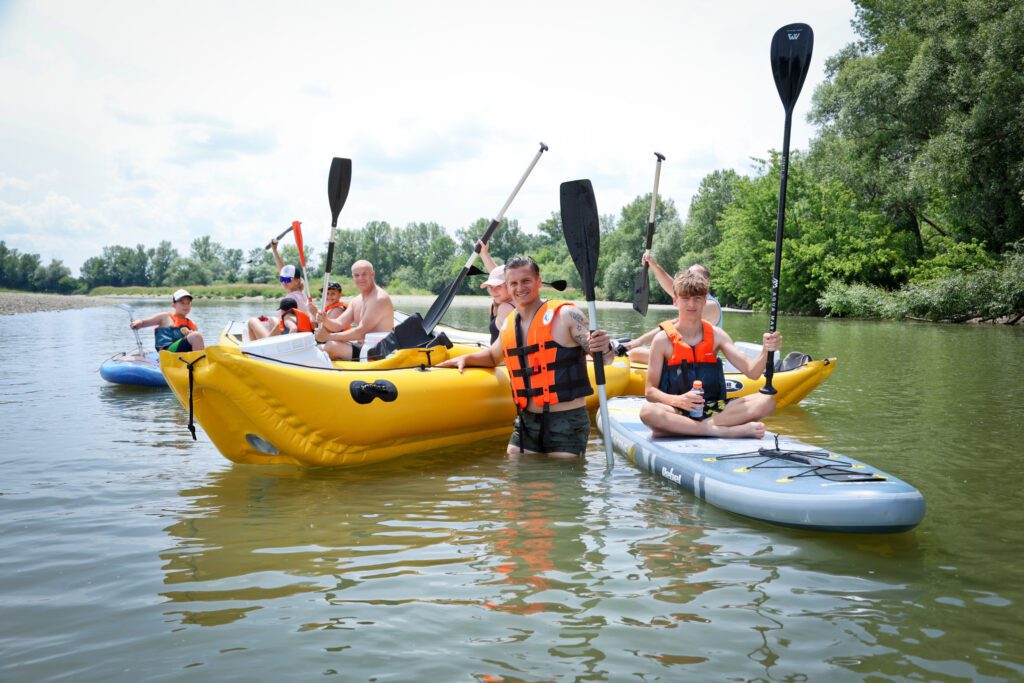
[{"x1": 280, "y1": 276, "x2": 293, "y2": 283}]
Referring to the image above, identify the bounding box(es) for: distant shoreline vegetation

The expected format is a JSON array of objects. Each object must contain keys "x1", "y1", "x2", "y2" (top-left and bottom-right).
[{"x1": 4, "y1": 3, "x2": 1024, "y2": 325}]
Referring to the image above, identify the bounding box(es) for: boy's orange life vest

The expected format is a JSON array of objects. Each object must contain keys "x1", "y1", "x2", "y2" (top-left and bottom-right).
[
  {"x1": 657, "y1": 319, "x2": 726, "y2": 404},
  {"x1": 278, "y1": 309, "x2": 314, "y2": 334},
  {"x1": 324, "y1": 300, "x2": 351, "y2": 332},
  {"x1": 154, "y1": 313, "x2": 196, "y2": 350},
  {"x1": 500, "y1": 300, "x2": 593, "y2": 410}
]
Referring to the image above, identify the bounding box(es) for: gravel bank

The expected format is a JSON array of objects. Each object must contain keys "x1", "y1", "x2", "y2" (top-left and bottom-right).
[{"x1": 0, "y1": 292, "x2": 121, "y2": 315}]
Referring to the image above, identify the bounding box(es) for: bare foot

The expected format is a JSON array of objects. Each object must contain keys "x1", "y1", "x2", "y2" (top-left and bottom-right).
[{"x1": 734, "y1": 421, "x2": 765, "y2": 439}]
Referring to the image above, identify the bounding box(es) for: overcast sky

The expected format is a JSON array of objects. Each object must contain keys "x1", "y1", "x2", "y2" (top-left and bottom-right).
[{"x1": 0, "y1": 1, "x2": 859, "y2": 274}]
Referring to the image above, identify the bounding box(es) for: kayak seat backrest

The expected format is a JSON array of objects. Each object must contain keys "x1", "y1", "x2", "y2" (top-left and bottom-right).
[
  {"x1": 367, "y1": 313, "x2": 453, "y2": 361},
  {"x1": 775, "y1": 351, "x2": 812, "y2": 373}
]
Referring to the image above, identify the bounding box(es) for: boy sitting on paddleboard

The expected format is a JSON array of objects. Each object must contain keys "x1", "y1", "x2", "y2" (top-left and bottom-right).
[
  {"x1": 130, "y1": 289, "x2": 206, "y2": 352},
  {"x1": 640, "y1": 271, "x2": 779, "y2": 439}
]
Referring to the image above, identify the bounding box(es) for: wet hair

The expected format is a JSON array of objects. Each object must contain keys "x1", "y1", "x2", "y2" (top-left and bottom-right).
[
  {"x1": 673, "y1": 271, "x2": 709, "y2": 298},
  {"x1": 687, "y1": 263, "x2": 711, "y2": 279},
  {"x1": 504, "y1": 255, "x2": 540, "y2": 278}
]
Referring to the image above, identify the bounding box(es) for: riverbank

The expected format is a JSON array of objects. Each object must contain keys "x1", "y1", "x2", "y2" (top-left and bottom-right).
[
  {"x1": 0, "y1": 292, "x2": 121, "y2": 315},
  {"x1": 0, "y1": 291, "x2": 752, "y2": 316}
]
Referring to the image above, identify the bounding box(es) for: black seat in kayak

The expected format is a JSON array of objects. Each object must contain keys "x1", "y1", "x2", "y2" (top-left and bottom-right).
[{"x1": 367, "y1": 312, "x2": 453, "y2": 361}]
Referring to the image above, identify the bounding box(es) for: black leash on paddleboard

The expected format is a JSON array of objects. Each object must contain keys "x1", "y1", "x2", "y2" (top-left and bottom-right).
[
  {"x1": 711, "y1": 435, "x2": 887, "y2": 483},
  {"x1": 177, "y1": 355, "x2": 206, "y2": 441}
]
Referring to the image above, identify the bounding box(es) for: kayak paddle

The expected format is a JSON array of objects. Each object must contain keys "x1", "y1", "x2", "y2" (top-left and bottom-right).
[
  {"x1": 762, "y1": 23, "x2": 813, "y2": 395},
  {"x1": 632, "y1": 152, "x2": 665, "y2": 316},
  {"x1": 321, "y1": 158, "x2": 353, "y2": 313},
  {"x1": 422, "y1": 141, "x2": 548, "y2": 334},
  {"x1": 560, "y1": 178, "x2": 614, "y2": 468},
  {"x1": 291, "y1": 220, "x2": 313, "y2": 304},
  {"x1": 247, "y1": 223, "x2": 296, "y2": 264}
]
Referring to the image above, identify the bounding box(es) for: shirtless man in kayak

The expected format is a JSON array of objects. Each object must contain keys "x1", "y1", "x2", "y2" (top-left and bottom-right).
[
  {"x1": 640, "y1": 270, "x2": 780, "y2": 439},
  {"x1": 315, "y1": 260, "x2": 394, "y2": 360},
  {"x1": 437, "y1": 255, "x2": 613, "y2": 458}
]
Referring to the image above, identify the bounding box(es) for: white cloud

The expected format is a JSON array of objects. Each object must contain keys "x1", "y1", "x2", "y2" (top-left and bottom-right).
[{"x1": 0, "y1": 0, "x2": 859, "y2": 274}]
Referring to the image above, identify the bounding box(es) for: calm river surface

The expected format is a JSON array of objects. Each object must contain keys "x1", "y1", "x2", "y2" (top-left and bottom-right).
[{"x1": 2, "y1": 299, "x2": 1022, "y2": 682}]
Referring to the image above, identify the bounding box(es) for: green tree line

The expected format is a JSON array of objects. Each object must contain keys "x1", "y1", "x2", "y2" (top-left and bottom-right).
[{"x1": 7, "y1": 1, "x2": 1022, "y2": 323}]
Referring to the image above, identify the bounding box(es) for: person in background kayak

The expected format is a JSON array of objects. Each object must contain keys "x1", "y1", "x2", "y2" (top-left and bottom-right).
[
  {"x1": 271, "y1": 298, "x2": 314, "y2": 335},
  {"x1": 315, "y1": 260, "x2": 394, "y2": 360},
  {"x1": 438, "y1": 255, "x2": 613, "y2": 459},
  {"x1": 640, "y1": 270, "x2": 780, "y2": 439},
  {"x1": 621, "y1": 255, "x2": 723, "y2": 363},
  {"x1": 247, "y1": 240, "x2": 310, "y2": 341},
  {"x1": 476, "y1": 241, "x2": 514, "y2": 343},
  {"x1": 315, "y1": 280, "x2": 350, "y2": 331},
  {"x1": 131, "y1": 288, "x2": 205, "y2": 352}
]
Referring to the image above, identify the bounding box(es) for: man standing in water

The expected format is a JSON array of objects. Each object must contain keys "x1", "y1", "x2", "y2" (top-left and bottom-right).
[
  {"x1": 315, "y1": 260, "x2": 394, "y2": 360},
  {"x1": 438, "y1": 255, "x2": 613, "y2": 458}
]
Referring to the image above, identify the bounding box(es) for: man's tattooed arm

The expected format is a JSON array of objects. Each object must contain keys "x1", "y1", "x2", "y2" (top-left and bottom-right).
[{"x1": 564, "y1": 307, "x2": 591, "y2": 348}]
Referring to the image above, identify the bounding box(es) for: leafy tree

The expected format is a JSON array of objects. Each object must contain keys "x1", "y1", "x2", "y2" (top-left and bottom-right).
[
  {"x1": 810, "y1": 0, "x2": 1024, "y2": 251},
  {"x1": 148, "y1": 241, "x2": 179, "y2": 287},
  {"x1": 600, "y1": 194, "x2": 682, "y2": 301}
]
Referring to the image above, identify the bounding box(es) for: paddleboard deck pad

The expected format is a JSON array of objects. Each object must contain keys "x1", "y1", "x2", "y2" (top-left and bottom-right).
[{"x1": 598, "y1": 397, "x2": 924, "y2": 533}]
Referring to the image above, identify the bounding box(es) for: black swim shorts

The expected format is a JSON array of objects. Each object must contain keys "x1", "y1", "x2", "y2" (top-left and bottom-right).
[{"x1": 508, "y1": 406, "x2": 590, "y2": 456}]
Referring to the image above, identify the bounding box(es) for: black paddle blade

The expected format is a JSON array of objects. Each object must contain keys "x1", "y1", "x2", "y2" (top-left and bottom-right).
[
  {"x1": 632, "y1": 268, "x2": 649, "y2": 316},
  {"x1": 544, "y1": 280, "x2": 568, "y2": 292},
  {"x1": 559, "y1": 180, "x2": 600, "y2": 300},
  {"x1": 771, "y1": 24, "x2": 813, "y2": 112},
  {"x1": 328, "y1": 158, "x2": 353, "y2": 226}
]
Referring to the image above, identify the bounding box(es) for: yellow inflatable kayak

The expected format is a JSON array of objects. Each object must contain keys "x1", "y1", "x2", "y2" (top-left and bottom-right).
[
  {"x1": 624, "y1": 354, "x2": 836, "y2": 410},
  {"x1": 161, "y1": 333, "x2": 632, "y2": 468}
]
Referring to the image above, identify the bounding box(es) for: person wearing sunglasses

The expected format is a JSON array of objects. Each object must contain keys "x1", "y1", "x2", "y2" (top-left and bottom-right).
[{"x1": 246, "y1": 240, "x2": 310, "y2": 340}]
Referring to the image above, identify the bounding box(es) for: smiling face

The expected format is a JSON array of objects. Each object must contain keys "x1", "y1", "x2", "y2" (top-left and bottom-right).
[
  {"x1": 351, "y1": 260, "x2": 375, "y2": 293},
  {"x1": 172, "y1": 297, "x2": 193, "y2": 316},
  {"x1": 505, "y1": 265, "x2": 542, "y2": 309},
  {"x1": 325, "y1": 288, "x2": 341, "y2": 306},
  {"x1": 486, "y1": 282, "x2": 511, "y2": 305}
]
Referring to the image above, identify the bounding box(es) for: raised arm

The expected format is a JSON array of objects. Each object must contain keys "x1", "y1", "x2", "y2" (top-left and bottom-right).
[
  {"x1": 271, "y1": 241, "x2": 285, "y2": 272},
  {"x1": 643, "y1": 253, "x2": 675, "y2": 299},
  {"x1": 477, "y1": 240, "x2": 498, "y2": 272}
]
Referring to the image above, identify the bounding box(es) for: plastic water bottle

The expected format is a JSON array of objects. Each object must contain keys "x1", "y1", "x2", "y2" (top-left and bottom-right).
[{"x1": 689, "y1": 380, "x2": 704, "y2": 418}]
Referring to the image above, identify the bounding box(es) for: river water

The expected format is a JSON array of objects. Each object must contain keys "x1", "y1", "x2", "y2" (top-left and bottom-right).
[{"x1": 2, "y1": 299, "x2": 1022, "y2": 682}]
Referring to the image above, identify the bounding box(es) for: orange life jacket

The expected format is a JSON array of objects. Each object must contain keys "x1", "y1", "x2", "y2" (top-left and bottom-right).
[
  {"x1": 500, "y1": 300, "x2": 593, "y2": 410},
  {"x1": 324, "y1": 300, "x2": 351, "y2": 332},
  {"x1": 154, "y1": 313, "x2": 196, "y2": 350},
  {"x1": 278, "y1": 309, "x2": 314, "y2": 334},
  {"x1": 657, "y1": 319, "x2": 726, "y2": 404}
]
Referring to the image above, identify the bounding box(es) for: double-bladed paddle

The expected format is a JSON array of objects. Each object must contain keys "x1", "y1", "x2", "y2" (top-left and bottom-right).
[
  {"x1": 632, "y1": 152, "x2": 666, "y2": 316},
  {"x1": 422, "y1": 142, "x2": 548, "y2": 334},
  {"x1": 761, "y1": 23, "x2": 813, "y2": 395},
  {"x1": 560, "y1": 179, "x2": 615, "y2": 468},
  {"x1": 320, "y1": 158, "x2": 353, "y2": 313}
]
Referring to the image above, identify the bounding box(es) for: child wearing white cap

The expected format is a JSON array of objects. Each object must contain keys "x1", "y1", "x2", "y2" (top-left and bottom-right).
[{"x1": 130, "y1": 289, "x2": 206, "y2": 352}]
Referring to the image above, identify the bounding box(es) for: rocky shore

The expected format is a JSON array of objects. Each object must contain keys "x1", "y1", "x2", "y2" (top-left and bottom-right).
[{"x1": 0, "y1": 292, "x2": 120, "y2": 315}]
